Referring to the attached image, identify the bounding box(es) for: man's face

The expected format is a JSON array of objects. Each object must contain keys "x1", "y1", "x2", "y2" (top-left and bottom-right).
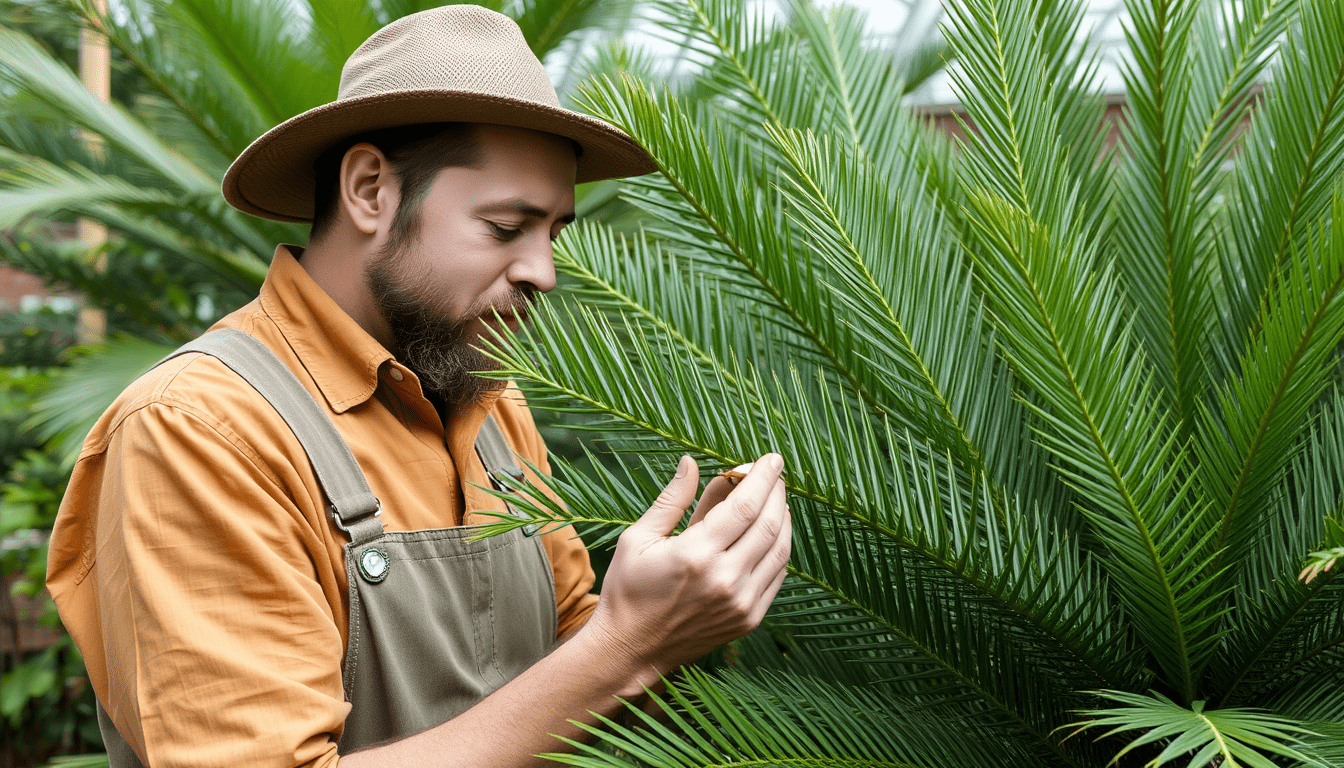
[{"x1": 366, "y1": 124, "x2": 577, "y2": 407}]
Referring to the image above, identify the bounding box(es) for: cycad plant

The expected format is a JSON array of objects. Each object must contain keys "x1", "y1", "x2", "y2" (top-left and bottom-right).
[{"x1": 474, "y1": 0, "x2": 1344, "y2": 765}]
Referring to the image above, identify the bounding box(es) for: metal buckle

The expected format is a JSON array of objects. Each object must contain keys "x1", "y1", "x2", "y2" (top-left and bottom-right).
[{"x1": 330, "y1": 498, "x2": 381, "y2": 534}]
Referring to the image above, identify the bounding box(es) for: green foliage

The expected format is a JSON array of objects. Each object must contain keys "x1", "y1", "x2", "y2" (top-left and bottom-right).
[
  {"x1": 1066, "y1": 691, "x2": 1323, "y2": 768},
  {"x1": 462, "y1": 0, "x2": 1344, "y2": 765}
]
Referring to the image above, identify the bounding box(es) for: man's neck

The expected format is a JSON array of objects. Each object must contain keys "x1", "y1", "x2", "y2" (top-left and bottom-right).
[{"x1": 298, "y1": 237, "x2": 395, "y2": 352}]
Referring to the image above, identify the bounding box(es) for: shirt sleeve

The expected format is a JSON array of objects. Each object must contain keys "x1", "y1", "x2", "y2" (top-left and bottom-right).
[{"x1": 74, "y1": 400, "x2": 348, "y2": 768}]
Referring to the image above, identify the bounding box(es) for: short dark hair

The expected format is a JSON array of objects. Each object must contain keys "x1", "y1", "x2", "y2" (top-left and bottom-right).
[
  {"x1": 308, "y1": 122, "x2": 481, "y2": 247},
  {"x1": 307, "y1": 123, "x2": 585, "y2": 247}
]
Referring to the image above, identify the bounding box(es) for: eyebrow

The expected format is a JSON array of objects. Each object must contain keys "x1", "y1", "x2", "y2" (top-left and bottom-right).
[{"x1": 475, "y1": 197, "x2": 576, "y2": 224}]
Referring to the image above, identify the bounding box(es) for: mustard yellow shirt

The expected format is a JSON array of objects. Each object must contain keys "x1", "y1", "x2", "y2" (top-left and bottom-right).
[{"x1": 47, "y1": 246, "x2": 598, "y2": 767}]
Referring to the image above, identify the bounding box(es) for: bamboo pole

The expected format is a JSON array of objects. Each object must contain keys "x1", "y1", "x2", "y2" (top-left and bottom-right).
[{"x1": 77, "y1": 0, "x2": 110, "y2": 343}]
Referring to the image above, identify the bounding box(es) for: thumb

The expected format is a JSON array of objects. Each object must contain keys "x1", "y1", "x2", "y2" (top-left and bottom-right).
[{"x1": 630, "y1": 455, "x2": 699, "y2": 539}]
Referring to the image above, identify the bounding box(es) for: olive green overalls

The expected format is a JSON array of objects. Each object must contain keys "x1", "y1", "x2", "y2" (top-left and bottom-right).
[{"x1": 96, "y1": 328, "x2": 558, "y2": 765}]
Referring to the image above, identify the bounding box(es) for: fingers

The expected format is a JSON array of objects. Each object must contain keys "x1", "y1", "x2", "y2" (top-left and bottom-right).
[
  {"x1": 689, "y1": 469, "x2": 742, "y2": 527},
  {"x1": 630, "y1": 456, "x2": 699, "y2": 540},
  {"x1": 725, "y1": 474, "x2": 788, "y2": 572},
  {"x1": 692, "y1": 454, "x2": 784, "y2": 548},
  {"x1": 749, "y1": 562, "x2": 790, "y2": 627},
  {"x1": 750, "y1": 504, "x2": 791, "y2": 585}
]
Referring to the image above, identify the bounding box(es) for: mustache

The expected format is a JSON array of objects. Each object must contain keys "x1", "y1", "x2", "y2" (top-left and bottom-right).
[{"x1": 476, "y1": 288, "x2": 534, "y2": 321}]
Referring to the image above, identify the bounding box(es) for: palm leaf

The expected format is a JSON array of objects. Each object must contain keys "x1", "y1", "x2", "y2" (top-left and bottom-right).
[
  {"x1": 1066, "y1": 690, "x2": 1323, "y2": 768},
  {"x1": 546, "y1": 668, "x2": 1043, "y2": 768}
]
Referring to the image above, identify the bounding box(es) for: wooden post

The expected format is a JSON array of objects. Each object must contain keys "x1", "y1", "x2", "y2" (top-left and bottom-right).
[{"x1": 77, "y1": 0, "x2": 109, "y2": 344}]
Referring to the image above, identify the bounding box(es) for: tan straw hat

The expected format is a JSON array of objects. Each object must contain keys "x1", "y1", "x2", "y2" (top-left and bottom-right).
[{"x1": 222, "y1": 5, "x2": 656, "y2": 223}]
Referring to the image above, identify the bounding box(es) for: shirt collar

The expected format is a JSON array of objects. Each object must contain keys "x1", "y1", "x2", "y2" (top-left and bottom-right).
[{"x1": 259, "y1": 244, "x2": 392, "y2": 414}]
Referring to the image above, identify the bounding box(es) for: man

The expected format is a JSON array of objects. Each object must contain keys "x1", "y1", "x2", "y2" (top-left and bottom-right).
[{"x1": 45, "y1": 6, "x2": 792, "y2": 768}]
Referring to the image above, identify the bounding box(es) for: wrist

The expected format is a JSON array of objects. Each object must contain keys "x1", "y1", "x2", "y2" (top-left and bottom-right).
[{"x1": 569, "y1": 616, "x2": 667, "y2": 700}]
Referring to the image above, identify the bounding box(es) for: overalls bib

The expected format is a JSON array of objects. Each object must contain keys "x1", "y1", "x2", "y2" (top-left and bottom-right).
[{"x1": 95, "y1": 328, "x2": 558, "y2": 765}]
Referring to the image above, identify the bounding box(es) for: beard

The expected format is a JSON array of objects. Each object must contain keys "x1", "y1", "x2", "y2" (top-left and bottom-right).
[{"x1": 366, "y1": 240, "x2": 530, "y2": 409}]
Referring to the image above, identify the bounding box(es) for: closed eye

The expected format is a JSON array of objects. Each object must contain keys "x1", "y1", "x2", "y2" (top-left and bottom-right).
[{"x1": 488, "y1": 222, "x2": 522, "y2": 241}]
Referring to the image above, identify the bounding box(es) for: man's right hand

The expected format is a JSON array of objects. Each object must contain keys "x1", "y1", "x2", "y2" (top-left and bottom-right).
[{"x1": 576, "y1": 453, "x2": 793, "y2": 689}]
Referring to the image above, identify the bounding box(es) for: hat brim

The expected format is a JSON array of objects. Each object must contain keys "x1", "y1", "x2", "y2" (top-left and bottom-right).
[{"x1": 222, "y1": 90, "x2": 657, "y2": 223}]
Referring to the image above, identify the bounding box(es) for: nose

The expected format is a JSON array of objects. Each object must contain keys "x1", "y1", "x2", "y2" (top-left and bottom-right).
[{"x1": 508, "y1": 235, "x2": 557, "y2": 294}]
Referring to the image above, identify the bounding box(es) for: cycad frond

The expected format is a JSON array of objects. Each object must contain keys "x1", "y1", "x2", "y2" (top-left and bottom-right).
[
  {"x1": 768, "y1": 127, "x2": 1068, "y2": 537},
  {"x1": 964, "y1": 194, "x2": 1217, "y2": 702},
  {"x1": 942, "y1": 0, "x2": 1106, "y2": 236},
  {"x1": 1066, "y1": 690, "x2": 1323, "y2": 768},
  {"x1": 1112, "y1": 0, "x2": 1209, "y2": 434},
  {"x1": 166, "y1": 0, "x2": 329, "y2": 125},
  {"x1": 575, "y1": 75, "x2": 935, "y2": 425},
  {"x1": 1217, "y1": 0, "x2": 1344, "y2": 365},
  {"x1": 0, "y1": 24, "x2": 217, "y2": 193},
  {"x1": 546, "y1": 669, "x2": 1044, "y2": 768},
  {"x1": 1198, "y1": 198, "x2": 1344, "y2": 597},
  {"x1": 1213, "y1": 387, "x2": 1344, "y2": 706}
]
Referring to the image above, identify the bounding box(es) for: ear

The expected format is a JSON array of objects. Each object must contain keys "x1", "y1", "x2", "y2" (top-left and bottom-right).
[{"x1": 339, "y1": 143, "x2": 399, "y2": 237}]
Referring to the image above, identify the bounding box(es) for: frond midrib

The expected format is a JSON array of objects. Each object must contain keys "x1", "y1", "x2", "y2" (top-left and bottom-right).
[
  {"x1": 996, "y1": 218, "x2": 1197, "y2": 702},
  {"x1": 1210, "y1": 265, "x2": 1344, "y2": 568},
  {"x1": 775, "y1": 138, "x2": 1013, "y2": 538}
]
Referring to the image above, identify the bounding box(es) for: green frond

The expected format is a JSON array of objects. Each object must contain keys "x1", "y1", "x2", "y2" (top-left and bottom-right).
[
  {"x1": 512, "y1": 0, "x2": 632, "y2": 59},
  {"x1": 1270, "y1": 676, "x2": 1344, "y2": 766},
  {"x1": 66, "y1": 0, "x2": 263, "y2": 161},
  {"x1": 0, "y1": 150, "x2": 272, "y2": 273},
  {"x1": 1112, "y1": 0, "x2": 1211, "y2": 434},
  {"x1": 961, "y1": 192, "x2": 1216, "y2": 702},
  {"x1": 475, "y1": 311, "x2": 1124, "y2": 762},
  {"x1": 942, "y1": 0, "x2": 1107, "y2": 237},
  {"x1": 646, "y1": 0, "x2": 813, "y2": 136},
  {"x1": 166, "y1": 0, "x2": 331, "y2": 125},
  {"x1": 1197, "y1": 196, "x2": 1344, "y2": 592},
  {"x1": 546, "y1": 669, "x2": 1044, "y2": 768},
  {"x1": 767, "y1": 126, "x2": 1069, "y2": 537},
  {"x1": 28, "y1": 336, "x2": 177, "y2": 467},
  {"x1": 1066, "y1": 690, "x2": 1323, "y2": 768},
  {"x1": 1212, "y1": 387, "x2": 1344, "y2": 706},
  {"x1": 574, "y1": 74, "x2": 931, "y2": 421},
  {"x1": 0, "y1": 23, "x2": 217, "y2": 193},
  {"x1": 1217, "y1": 0, "x2": 1344, "y2": 366}
]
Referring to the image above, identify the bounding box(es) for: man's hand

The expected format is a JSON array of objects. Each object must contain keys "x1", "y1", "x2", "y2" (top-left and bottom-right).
[{"x1": 578, "y1": 454, "x2": 793, "y2": 689}]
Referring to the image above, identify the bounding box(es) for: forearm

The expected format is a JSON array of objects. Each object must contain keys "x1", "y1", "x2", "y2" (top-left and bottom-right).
[{"x1": 339, "y1": 623, "x2": 659, "y2": 768}]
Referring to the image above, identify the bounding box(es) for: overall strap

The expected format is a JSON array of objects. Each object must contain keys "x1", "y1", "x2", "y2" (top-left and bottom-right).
[
  {"x1": 162, "y1": 328, "x2": 385, "y2": 543},
  {"x1": 474, "y1": 414, "x2": 536, "y2": 536},
  {"x1": 474, "y1": 414, "x2": 523, "y2": 485}
]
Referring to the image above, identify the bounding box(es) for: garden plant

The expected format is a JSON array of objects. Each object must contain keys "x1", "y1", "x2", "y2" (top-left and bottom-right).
[{"x1": 464, "y1": 0, "x2": 1344, "y2": 765}]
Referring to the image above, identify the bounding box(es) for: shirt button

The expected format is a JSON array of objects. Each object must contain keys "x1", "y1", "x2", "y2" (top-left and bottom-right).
[{"x1": 389, "y1": 369, "x2": 404, "y2": 382}]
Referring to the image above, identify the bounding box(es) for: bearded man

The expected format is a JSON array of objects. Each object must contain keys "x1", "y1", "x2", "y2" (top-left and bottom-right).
[{"x1": 46, "y1": 7, "x2": 792, "y2": 767}]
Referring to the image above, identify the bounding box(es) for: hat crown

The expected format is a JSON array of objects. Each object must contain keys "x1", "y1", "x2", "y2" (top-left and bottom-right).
[{"x1": 338, "y1": 6, "x2": 560, "y2": 108}]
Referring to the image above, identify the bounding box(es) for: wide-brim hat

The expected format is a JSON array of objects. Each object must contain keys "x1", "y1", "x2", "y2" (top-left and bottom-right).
[{"x1": 222, "y1": 5, "x2": 656, "y2": 223}]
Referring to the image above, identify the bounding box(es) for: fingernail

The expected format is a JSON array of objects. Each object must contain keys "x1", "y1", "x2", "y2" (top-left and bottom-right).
[
  {"x1": 675, "y1": 456, "x2": 689, "y2": 478},
  {"x1": 769, "y1": 454, "x2": 783, "y2": 471}
]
